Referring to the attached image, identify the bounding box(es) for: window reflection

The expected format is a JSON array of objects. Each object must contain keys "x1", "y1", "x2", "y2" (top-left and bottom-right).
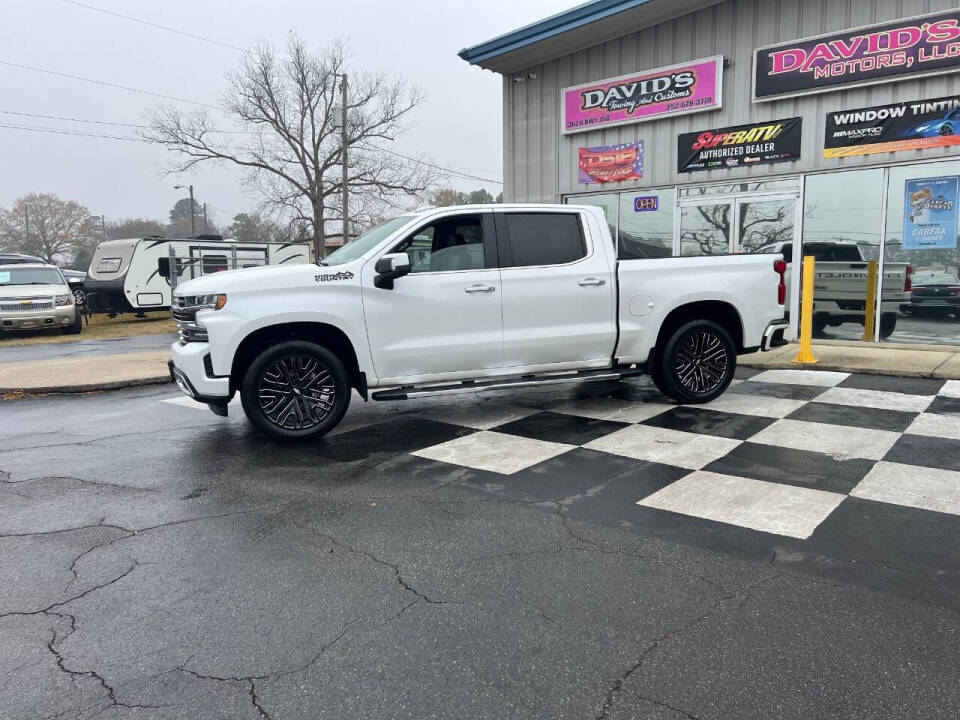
[{"x1": 618, "y1": 191, "x2": 674, "y2": 258}]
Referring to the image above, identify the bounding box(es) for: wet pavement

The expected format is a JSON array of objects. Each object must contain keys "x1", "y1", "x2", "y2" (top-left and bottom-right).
[
  {"x1": 2, "y1": 370, "x2": 959, "y2": 719},
  {"x1": 0, "y1": 333, "x2": 176, "y2": 364}
]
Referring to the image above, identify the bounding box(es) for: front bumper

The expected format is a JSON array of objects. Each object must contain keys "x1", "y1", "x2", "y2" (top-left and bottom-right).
[
  {"x1": 1, "y1": 305, "x2": 76, "y2": 330},
  {"x1": 761, "y1": 319, "x2": 790, "y2": 351},
  {"x1": 169, "y1": 341, "x2": 231, "y2": 401}
]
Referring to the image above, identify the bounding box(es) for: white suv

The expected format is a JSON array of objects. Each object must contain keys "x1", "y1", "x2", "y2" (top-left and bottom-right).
[{"x1": 0, "y1": 263, "x2": 82, "y2": 334}]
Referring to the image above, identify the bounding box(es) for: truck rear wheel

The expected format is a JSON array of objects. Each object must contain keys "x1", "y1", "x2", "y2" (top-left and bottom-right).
[
  {"x1": 655, "y1": 320, "x2": 736, "y2": 404},
  {"x1": 240, "y1": 340, "x2": 351, "y2": 440},
  {"x1": 879, "y1": 313, "x2": 897, "y2": 340}
]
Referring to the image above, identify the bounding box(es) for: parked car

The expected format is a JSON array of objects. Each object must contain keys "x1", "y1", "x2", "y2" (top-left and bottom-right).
[
  {"x1": 756, "y1": 240, "x2": 910, "y2": 339},
  {"x1": 0, "y1": 263, "x2": 82, "y2": 334},
  {"x1": 901, "y1": 269, "x2": 960, "y2": 318},
  {"x1": 0, "y1": 252, "x2": 44, "y2": 264},
  {"x1": 59, "y1": 268, "x2": 87, "y2": 306},
  {"x1": 168, "y1": 204, "x2": 788, "y2": 439},
  {"x1": 85, "y1": 236, "x2": 310, "y2": 316}
]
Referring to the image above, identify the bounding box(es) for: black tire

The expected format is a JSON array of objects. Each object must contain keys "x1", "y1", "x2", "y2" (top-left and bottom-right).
[
  {"x1": 655, "y1": 320, "x2": 736, "y2": 404},
  {"x1": 811, "y1": 314, "x2": 829, "y2": 335},
  {"x1": 240, "y1": 340, "x2": 351, "y2": 440},
  {"x1": 879, "y1": 313, "x2": 897, "y2": 340},
  {"x1": 647, "y1": 351, "x2": 670, "y2": 397},
  {"x1": 62, "y1": 310, "x2": 83, "y2": 335}
]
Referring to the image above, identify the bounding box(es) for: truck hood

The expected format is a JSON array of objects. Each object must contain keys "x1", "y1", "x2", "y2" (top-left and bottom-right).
[
  {"x1": 174, "y1": 261, "x2": 361, "y2": 295},
  {"x1": 0, "y1": 283, "x2": 69, "y2": 298}
]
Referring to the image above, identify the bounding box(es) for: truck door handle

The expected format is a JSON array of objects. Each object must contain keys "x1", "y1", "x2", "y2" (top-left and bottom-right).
[
  {"x1": 578, "y1": 277, "x2": 606, "y2": 287},
  {"x1": 465, "y1": 284, "x2": 496, "y2": 294}
]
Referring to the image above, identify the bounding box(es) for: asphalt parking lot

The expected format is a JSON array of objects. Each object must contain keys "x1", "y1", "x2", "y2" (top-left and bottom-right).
[{"x1": 3, "y1": 369, "x2": 960, "y2": 719}]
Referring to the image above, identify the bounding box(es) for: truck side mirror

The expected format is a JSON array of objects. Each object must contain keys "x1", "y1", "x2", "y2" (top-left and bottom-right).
[
  {"x1": 157, "y1": 257, "x2": 170, "y2": 278},
  {"x1": 374, "y1": 253, "x2": 411, "y2": 290}
]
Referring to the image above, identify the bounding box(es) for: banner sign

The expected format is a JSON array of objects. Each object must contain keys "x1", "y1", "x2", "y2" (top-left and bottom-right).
[
  {"x1": 677, "y1": 118, "x2": 801, "y2": 173},
  {"x1": 634, "y1": 196, "x2": 659, "y2": 212},
  {"x1": 824, "y1": 95, "x2": 960, "y2": 158},
  {"x1": 562, "y1": 56, "x2": 723, "y2": 135},
  {"x1": 903, "y1": 177, "x2": 959, "y2": 251},
  {"x1": 578, "y1": 141, "x2": 644, "y2": 184},
  {"x1": 754, "y1": 9, "x2": 960, "y2": 101}
]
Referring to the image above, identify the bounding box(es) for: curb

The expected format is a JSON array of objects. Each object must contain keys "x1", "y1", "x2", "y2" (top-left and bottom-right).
[{"x1": 1, "y1": 375, "x2": 172, "y2": 395}]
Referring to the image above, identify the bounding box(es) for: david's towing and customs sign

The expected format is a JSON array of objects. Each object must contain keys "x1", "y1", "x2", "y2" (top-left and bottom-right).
[
  {"x1": 578, "y1": 141, "x2": 644, "y2": 184},
  {"x1": 824, "y1": 95, "x2": 960, "y2": 158},
  {"x1": 903, "y1": 176, "x2": 959, "y2": 251},
  {"x1": 678, "y1": 118, "x2": 802, "y2": 173},
  {"x1": 561, "y1": 56, "x2": 723, "y2": 135},
  {"x1": 754, "y1": 9, "x2": 960, "y2": 101}
]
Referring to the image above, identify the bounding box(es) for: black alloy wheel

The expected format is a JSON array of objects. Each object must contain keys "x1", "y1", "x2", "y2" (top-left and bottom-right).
[
  {"x1": 241, "y1": 341, "x2": 351, "y2": 439},
  {"x1": 656, "y1": 320, "x2": 736, "y2": 404}
]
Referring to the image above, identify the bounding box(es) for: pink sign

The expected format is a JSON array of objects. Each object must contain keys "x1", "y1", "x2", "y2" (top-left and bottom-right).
[{"x1": 561, "y1": 56, "x2": 724, "y2": 135}]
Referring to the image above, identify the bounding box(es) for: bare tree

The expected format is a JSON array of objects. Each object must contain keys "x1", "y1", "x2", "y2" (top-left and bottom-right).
[
  {"x1": 145, "y1": 35, "x2": 437, "y2": 258},
  {"x1": 0, "y1": 192, "x2": 94, "y2": 264}
]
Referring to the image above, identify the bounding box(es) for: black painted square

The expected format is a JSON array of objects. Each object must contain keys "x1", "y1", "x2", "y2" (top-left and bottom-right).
[
  {"x1": 927, "y1": 395, "x2": 960, "y2": 417},
  {"x1": 839, "y1": 373, "x2": 945, "y2": 396},
  {"x1": 729, "y1": 381, "x2": 828, "y2": 401},
  {"x1": 786, "y1": 401, "x2": 917, "y2": 433},
  {"x1": 734, "y1": 366, "x2": 764, "y2": 380},
  {"x1": 884, "y1": 433, "x2": 960, "y2": 472},
  {"x1": 493, "y1": 411, "x2": 630, "y2": 446},
  {"x1": 640, "y1": 406, "x2": 775, "y2": 440},
  {"x1": 494, "y1": 448, "x2": 646, "y2": 502},
  {"x1": 311, "y1": 417, "x2": 474, "y2": 462},
  {"x1": 704, "y1": 441, "x2": 873, "y2": 494}
]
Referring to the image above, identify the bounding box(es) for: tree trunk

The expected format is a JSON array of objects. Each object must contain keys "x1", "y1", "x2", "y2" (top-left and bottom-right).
[{"x1": 312, "y1": 197, "x2": 324, "y2": 261}]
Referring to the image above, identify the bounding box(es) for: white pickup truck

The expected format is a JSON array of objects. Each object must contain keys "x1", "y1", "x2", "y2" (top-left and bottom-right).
[{"x1": 168, "y1": 204, "x2": 789, "y2": 439}]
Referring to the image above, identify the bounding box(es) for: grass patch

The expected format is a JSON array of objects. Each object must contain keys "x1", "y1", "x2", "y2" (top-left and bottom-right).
[{"x1": 0, "y1": 313, "x2": 176, "y2": 347}]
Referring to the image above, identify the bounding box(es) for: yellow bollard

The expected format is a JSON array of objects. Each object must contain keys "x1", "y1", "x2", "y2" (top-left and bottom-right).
[
  {"x1": 793, "y1": 255, "x2": 818, "y2": 364},
  {"x1": 861, "y1": 259, "x2": 878, "y2": 342}
]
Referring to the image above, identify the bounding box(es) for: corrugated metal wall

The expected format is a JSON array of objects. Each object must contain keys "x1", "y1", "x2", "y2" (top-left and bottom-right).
[{"x1": 503, "y1": 0, "x2": 960, "y2": 202}]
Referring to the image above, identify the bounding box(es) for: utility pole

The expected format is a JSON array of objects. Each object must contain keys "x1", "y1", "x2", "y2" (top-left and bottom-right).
[
  {"x1": 100, "y1": 215, "x2": 107, "y2": 243},
  {"x1": 24, "y1": 206, "x2": 29, "y2": 243},
  {"x1": 340, "y1": 73, "x2": 349, "y2": 245},
  {"x1": 174, "y1": 184, "x2": 196, "y2": 237},
  {"x1": 203, "y1": 203, "x2": 208, "y2": 233}
]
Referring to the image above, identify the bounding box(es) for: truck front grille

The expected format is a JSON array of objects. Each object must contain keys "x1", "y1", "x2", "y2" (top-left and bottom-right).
[{"x1": 0, "y1": 297, "x2": 53, "y2": 311}]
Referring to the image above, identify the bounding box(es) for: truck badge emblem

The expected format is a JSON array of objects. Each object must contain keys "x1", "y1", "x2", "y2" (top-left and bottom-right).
[{"x1": 315, "y1": 271, "x2": 354, "y2": 282}]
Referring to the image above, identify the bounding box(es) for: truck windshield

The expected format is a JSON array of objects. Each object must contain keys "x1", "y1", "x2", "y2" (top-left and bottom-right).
[
  {"x1": 0, "y1": 267, "x2": 65, "y2": 286},
  {"x1": 323, "y1": 215, "x2": 416, "y2": 266}
]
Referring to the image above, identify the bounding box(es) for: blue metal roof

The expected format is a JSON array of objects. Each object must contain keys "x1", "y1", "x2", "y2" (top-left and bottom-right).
[{"x1": 458, "y1": 0, "x2": 652, "y2": 67}]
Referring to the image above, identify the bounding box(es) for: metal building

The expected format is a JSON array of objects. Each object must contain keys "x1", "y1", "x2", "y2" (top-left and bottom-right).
[{"x1": 461, "y1": 0, "x2": 960, "y2": 346}]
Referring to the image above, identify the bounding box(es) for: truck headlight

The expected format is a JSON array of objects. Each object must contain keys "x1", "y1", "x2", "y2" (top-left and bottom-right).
[
  {"x1": 191, "y1": 293, "x2": 228, "y2": 310},
  {"x1": 55, "y1": 294, "x2": 73, "y2": 306}
]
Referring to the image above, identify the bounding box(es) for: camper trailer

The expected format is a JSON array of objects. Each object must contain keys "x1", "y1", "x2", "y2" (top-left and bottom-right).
[{"x1": 85, "y1": 236, "x2": 310, "y2": 315}]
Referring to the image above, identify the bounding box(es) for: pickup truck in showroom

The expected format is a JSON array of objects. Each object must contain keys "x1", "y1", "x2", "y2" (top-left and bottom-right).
[{"x1": 168, "y1": 204, "x2": 789, "y2": 439}]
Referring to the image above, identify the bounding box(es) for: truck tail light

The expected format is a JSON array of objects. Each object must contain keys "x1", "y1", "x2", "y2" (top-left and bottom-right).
[
  {"x1": 904, "y1": 265, "x2": 913, "y2": 293},
  {"x1": 949, "y1": 286, "x2": 960, "y2": 296},
  {"x1": 773, "y1": 259, "x2": 787, "y2": 305}
]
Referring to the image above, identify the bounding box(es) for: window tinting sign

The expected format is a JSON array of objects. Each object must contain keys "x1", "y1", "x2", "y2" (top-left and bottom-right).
[
  {"x1": 903, "y1": 176, "x2": 959, "y2": 251},
  {"x1": 753, "y1": 9, "x2": 960, "y2": 101},
  {"x1": 678, "y1": 118, "x2": 801, "y2": 173},
  {"x1": 634, "y1": 196, "x2": 659, "y2": 212},
  {"x1": 824, "y1": 95, "x2": 960, "y2": 158}
]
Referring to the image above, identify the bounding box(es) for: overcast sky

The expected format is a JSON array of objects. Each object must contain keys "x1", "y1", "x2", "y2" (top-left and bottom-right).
[{"x1": 0, "y1": 0, "x2": 580, "y2": 226}]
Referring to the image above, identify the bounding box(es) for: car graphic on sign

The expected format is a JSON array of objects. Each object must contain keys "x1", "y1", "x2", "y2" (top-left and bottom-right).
[{"x1": 910, "y1": 109, "x2": 960, "y2": 138}]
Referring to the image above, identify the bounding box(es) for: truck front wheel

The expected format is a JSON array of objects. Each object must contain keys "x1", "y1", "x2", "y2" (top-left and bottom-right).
[
  {"x1": 655, "y1": 320, "x2": 736, "y2": 404},
  {"x1": 240, "y1": 340, "x2": 351, "y2": 440}
]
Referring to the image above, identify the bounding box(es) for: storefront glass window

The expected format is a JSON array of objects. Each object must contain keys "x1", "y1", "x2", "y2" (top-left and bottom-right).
[
  {"x1": 883, "y1": 161, "x2": 960, "y2": 345},
  {"x1": 802, "y1": 169, "x2": 884, "y2": 342},
  {"x1": 618, "y1": 191, "x2": 674, "y2": 258},
  {"x1": 679, "y1": 179, "x2": 798, "y2": 197},
  {"x1": 570, "y1": 193, "x2": 618, "y2": 249},
  {"x1": 679, "y1": 203, "x2": 730, "y2": 255}
]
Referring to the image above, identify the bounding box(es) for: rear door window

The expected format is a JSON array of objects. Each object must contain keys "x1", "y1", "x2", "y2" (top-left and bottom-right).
[{"x1": 501, "y1": 213, "x2": 586, "y2": 268}]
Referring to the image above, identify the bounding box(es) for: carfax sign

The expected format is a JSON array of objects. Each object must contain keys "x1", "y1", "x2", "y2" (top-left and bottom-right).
[
  {"x1": 561, "y1": 56, "x2": 723, "y2": 135},
  {"x1": 824, "y1": 95, "x2": 960, "y2": 158},
  {"x1": 903, "y1": 177, "x2": 959, "y2": 251},
  {"x1": 677, "y1": 118, "x2": 801, "y2": 173},
  {"x1": 754, "y1": 9, "x2": 960, "y2": 101}
]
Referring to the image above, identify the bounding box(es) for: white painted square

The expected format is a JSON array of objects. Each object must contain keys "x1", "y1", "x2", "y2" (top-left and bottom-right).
[
  {"x1": 851, "y1": 461, "x2": 960, "y2": 516},
  {"x1": 553, "y1": 397, "x2": 674, "y2": 423},
  {"x1": 906, "y1": 413, "x2": 960, "y2": 441},
  {"x1": 941, "y1": 380, "x2": 960, "y2": 399},
  {"x1": 701, "y1": 393, "x2": 808, "y2": 419},
  {"x1": 749, "y1": 418, "x2": 900, "y2": 461},
  {"x1": 412, "y1": 431, "x2": 574, "y2": 475},
  {"x1": 747, "y1": 369, "x2": 849, "y2": 387},
  {"x1": 420, "y1": 403, "x2": 536, "y2": 430},
  {"x1": 583, "y1": 426, "x2": 741, "y2": 470},
  {"x1": 638, "y1": 471, "x2": 845, "y2": 539},
  {"x1": 815, "y1": 386, "x2": 934, "y2": 413}
]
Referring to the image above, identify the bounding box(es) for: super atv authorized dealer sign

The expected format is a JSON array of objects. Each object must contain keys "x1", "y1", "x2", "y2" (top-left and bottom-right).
[{"x1": 678, "y1": 118, "x2": 802, "y2": 173}]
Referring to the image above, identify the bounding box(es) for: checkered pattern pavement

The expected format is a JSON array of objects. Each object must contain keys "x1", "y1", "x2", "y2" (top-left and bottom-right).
[{"x1": 408, "y1": 369, "x2": 960, "y2": 540}]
